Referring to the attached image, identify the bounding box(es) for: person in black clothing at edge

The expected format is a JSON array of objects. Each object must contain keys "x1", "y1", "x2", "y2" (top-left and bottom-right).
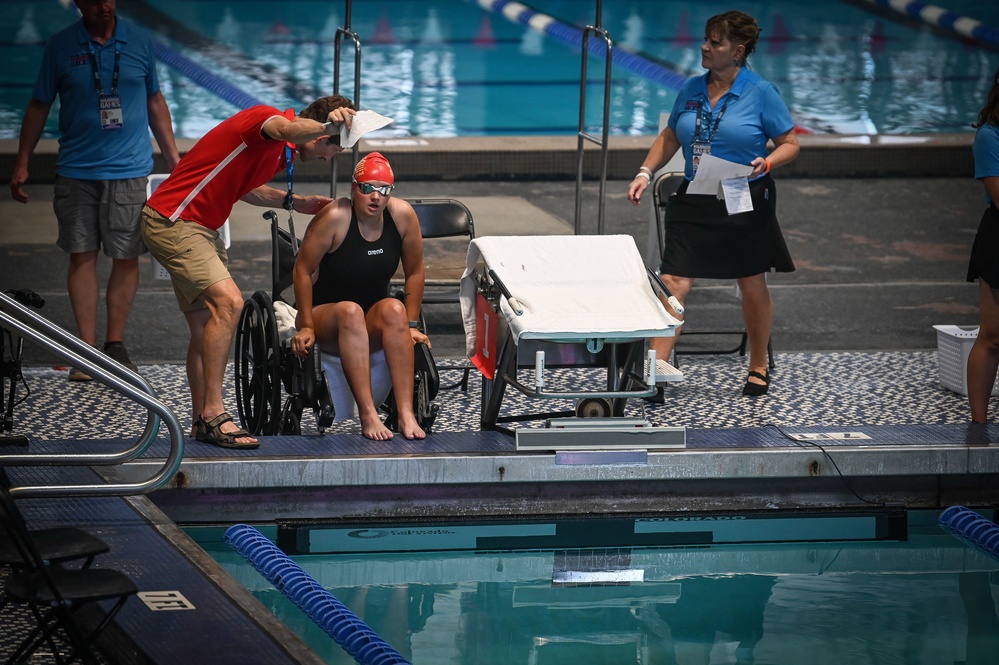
[{"x1": 291, "y1": 152, "x2": 430, "y2": 441}]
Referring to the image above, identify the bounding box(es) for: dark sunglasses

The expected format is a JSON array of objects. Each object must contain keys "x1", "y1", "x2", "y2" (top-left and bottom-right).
[{"x1": 353, "y1": 179, "x2": 393, "y2": 196}]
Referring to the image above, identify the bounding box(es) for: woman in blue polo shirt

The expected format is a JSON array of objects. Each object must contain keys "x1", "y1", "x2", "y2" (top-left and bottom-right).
[
  {"x1": 628, "y1": 10, "x2": 799, "y2": 396},
  {"x1": 967, "y1": 66, "x2": 999, "y2": 424}
]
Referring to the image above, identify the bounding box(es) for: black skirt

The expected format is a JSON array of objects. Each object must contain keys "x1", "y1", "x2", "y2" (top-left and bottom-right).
[
  {"x1": 968, "y1": 203, "x2": 999, "y2": 286},
  {"x1": 659, "y1": 174, "x2": 795, "y2": 279}
]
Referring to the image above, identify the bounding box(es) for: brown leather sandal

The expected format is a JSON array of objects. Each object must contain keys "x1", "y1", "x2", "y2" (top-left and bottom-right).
[{"x1": 196, "y1": 412, "x2": 259, "y2": 449}]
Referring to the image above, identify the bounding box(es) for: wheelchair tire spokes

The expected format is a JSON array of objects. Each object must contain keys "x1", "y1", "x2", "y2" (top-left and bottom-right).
[{"x1": 234, "y1": 291, "x2": 282, "y2": 435}]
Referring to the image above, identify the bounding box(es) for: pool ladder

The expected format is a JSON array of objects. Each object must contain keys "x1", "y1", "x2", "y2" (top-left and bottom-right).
[{"x1": 0, "y1": 290, "x2": 184, "y2": 499}]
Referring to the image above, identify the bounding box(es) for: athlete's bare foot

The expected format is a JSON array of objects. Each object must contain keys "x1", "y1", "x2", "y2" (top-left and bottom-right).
[
  {"x1": 360, "y1": 412, "x2": 393, "y2": 440},
  {"x1": 398, "y1": 414, "x2": 426, "y2": 440}
]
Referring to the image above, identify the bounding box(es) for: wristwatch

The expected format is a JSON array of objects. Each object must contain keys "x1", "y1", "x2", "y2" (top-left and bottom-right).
[{"x1": 408, "y1": 321, "x2": 420, "y2": 329}]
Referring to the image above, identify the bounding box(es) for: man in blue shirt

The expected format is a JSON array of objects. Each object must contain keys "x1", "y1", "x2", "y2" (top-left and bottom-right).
[{"x1": 9, "y1": 0, "x2": 180, "y2": 380}]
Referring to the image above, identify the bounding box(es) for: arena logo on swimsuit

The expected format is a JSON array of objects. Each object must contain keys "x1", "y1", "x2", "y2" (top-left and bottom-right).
[{"x1": 367, "y1": 248, "x2": 384, "y2": 256}]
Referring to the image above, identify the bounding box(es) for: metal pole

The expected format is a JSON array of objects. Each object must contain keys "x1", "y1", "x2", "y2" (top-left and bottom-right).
[
  {"x1": 573, "y1": 0, "x2": 612, "y2": 235},
  {"x1": 331, "y1": 0, "x2": 361, "y2": 199}
]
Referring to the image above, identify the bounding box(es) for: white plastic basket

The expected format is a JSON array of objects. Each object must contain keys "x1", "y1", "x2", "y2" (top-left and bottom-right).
[{"x1": 933, "y1": 325, "x2": 999, "y2": 396}]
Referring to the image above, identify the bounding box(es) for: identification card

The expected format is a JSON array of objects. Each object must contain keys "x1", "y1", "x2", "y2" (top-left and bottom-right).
[
  {"x1": 691, "y1": 140, "x2": 711, "y2": 174},
  {"x1": 99, "y1": 94, "x2": 123, "y2": 130}
]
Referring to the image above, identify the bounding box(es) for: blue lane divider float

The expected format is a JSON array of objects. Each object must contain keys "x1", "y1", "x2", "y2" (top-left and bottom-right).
[
  {"x1": 224, "y1": 524, "x2": 412, "y2": 665},
  {"x1": 939, "y1": 505, "x2": 999, "y2": 561},
  {"x1": 152, "y1": 37, "x2": 264, "y2": 112},
  {"x1": 857, "y1": 0, "x2": 999, "y2": 49},
  {"x1": 473, "y1": 0, "x2": 688, "y2": 91}
]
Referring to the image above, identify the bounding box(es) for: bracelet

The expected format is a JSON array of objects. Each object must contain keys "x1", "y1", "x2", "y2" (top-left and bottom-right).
[
  {"x1": 635, "y1": 172, "x2": 651, "y2": 181},
  {"x1": 638, "y1": 166, "x2": 653, "y2": 175},
  {"x1": 764, "y1": 157, "x2": 772, "y2": 174},
  {"x1": 408, "y1": 320, "x2": 420, "y2": 329}
]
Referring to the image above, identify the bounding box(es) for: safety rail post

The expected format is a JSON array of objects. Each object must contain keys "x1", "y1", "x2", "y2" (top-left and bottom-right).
[
  {"x1": 574, "y1": 0, "x2": 613, "y2": 236},
  {"x1": 330, "y1": 0, "x2": 362, "y2": 199},
  {"x1": 0, "y1": 293, "x2": 184, "y2": 499}
]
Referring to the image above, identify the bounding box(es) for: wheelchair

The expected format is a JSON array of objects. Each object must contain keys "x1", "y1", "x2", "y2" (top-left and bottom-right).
[{"x1": 233, "y1": 210, "x2": 439, "y2": 436}]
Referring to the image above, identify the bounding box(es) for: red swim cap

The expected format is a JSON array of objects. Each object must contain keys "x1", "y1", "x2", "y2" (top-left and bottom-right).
[{"x1": 353, "y1": 152, "x2": 394, "y2": 185}]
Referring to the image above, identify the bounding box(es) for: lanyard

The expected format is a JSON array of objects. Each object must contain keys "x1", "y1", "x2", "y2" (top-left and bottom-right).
[
  {"x1": 88, "y1": 40, "x2": 120, "y2": 96},
  {"x1": 284, "y1": 145, "x2": 294, "y2": 211},
  {"x1": 283, "y1": 145, "x2": 300, "y2": 250},
  {"x1": 694, "y1": 94, "x2": 731, "y2": 144}
]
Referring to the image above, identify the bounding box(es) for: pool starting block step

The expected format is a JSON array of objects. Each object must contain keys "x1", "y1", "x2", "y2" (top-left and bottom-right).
[{"x1": 515, "y1": 417, "x2": 686, "y2": 451}]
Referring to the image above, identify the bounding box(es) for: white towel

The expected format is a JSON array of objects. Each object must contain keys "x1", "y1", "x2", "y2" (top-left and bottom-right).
[
  {"x1": 272, "y1": 300, "x2": 392, "y2": 422},
  {"x1": 460, "y1": 235, "x2": 682, "y2": 357},
  {"x1": 320, "y1": 353, "x2": 392, "y2": 422}
]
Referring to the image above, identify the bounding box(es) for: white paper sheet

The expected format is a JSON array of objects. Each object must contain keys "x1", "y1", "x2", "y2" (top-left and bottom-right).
[
  {"x1": 687, "y1": 154, "x2": 753, "y2": 195},
  {"x1": 340, "y1": 109, "x2": 394, "y2": 148},
  {"x1": 720, "y1": 176, "x2": 754, "y2": 214}
]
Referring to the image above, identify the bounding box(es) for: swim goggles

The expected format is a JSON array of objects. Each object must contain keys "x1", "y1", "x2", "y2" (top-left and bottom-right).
[{"x1": 353, "y1": 179, "x2": 394, "y2": 196}]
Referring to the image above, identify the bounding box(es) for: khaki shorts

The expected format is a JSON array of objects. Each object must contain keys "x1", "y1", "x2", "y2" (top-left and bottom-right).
[
  {"x1": 141, "y1": 205, "x2": 230, "y2": 312},
  {"x1": 53, "y1": 176, "x2": 147, "y2": 258}
]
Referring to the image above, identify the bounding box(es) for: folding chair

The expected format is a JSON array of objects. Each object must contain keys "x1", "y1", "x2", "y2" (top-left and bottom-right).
[
  {"x1": 0, "y1": 468, "x2": 137, "y2": 665},
  {"x1": 0, "y1": 467, "x2": 110, "y2": 616},
  {"x1": 409, "y1": 198, "x2": 476, "y2": 390},
  {"x1": 652, "y1": 171, "x2": 775, "y2": 369}
]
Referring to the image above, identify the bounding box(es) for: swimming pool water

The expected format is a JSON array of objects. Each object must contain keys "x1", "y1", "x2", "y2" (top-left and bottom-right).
[
  {"x1": 3, "y1": 0, "x2": 998, "y2": 140},
  {"x1": 191, "y1": 511, "x2": 999, "y2": 664}
]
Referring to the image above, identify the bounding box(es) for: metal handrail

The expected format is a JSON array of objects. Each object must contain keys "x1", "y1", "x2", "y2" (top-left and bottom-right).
[
  {"x1": 574, "y1": 0, "x2": 613, "y2": 236},
  {"x1": 331, "y1": 0, "x2": 362, "y2": 199},
  {"x1": 0, "y1": 292, "x2": 184, "y2": 498}
]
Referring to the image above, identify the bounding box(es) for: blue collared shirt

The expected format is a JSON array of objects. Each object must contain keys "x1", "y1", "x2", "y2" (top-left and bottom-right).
[
  {"x1": 668, "y1": 67, "x2": 795, "y2": 181},
  {"x1": 32, "y1": 17, "x2": 160, "y2": 179},
  {"x1": 973, "y1": 123, "x2": 999, "y2": 205}
]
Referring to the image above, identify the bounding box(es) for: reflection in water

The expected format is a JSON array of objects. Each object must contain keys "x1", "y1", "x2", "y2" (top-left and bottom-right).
[
  {"x1": 3, "y1": 1, "x2": 995, "y2": 139},
  {"x1": 217, "y1": 537, "x2": 999, "y2": 665},
  {"x1": 423, "y1": 8, "x2": 444, "y2": 46},
  {"x1": 521, "y1": 27, "x2": 545, "y2": 57},
  {"x1": 413, "y1": 48, "x2": 457, "y2": 137},
  {"x1": 960, "y1": 572, "x2": 999, "y2": 665},
  {"x1": 216, "y1": 7, "x2": 239, "y2": 46},
  {"x1": 15, "y1": 7, "x2": 40, "y2": 45},
  {"x1": 621, "y1": 10, "x2": 644, "y2": 52},
  {"x1": 645, "y1": 575, "x2": 775, "y2": 664}
]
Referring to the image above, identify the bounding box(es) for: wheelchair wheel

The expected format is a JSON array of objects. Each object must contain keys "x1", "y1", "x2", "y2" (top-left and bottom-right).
[
  {"x1": 234, "y1": 291, "x2": 282, "y2": 435},
  {"x1": 414, "y1": 372, "x2": 438, "y2": 433},
  {"x1": 314, "y1": 373, "x2": 334, "y2": 434},
  {"x1": 279, "y1": 397, "x2": 302, "y2": 435}
]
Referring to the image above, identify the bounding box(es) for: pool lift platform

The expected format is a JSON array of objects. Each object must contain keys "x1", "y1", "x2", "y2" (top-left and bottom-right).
[
  {"x1": 507, "y1": 349, "x2": 687, "y2": 452},
  {"x1": 464, "y1": 235, "x2": 687, "y2": 452}
]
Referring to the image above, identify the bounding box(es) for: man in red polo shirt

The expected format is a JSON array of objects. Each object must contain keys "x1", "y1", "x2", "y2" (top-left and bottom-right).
[{"x1": 142, "y1": 95, "x2": 354, "y2": 449}]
